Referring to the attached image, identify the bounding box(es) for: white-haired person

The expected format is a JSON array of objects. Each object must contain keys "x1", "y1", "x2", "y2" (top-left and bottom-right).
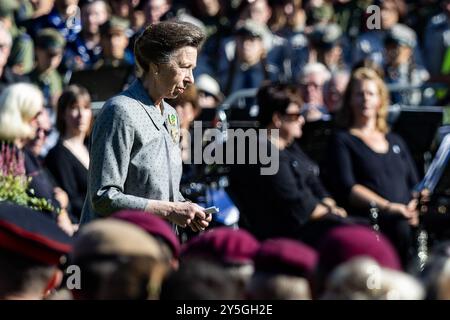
[
  {"x1": 0, "y1": 83, "x2": 42, "y2": 144},
  {"x1": 321, "y1": 257, "x2": 424, "y2": 300},
  {"x1": 0, "y1": 83, "x2": 74, "y2": 235},
  {"x1": 297, "y1": 62, "x2": 331, "y2": 122}
]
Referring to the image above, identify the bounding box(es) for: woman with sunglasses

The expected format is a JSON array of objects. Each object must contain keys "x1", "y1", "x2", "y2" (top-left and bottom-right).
[
  {"x1": 45, "y1": 85, "x2": 93, "y2": 223},
  {"x1": 228, "y1": 82, "x2": 346, "y2": 242}
]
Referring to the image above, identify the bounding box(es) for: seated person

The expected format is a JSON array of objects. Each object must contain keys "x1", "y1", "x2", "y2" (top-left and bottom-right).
[
  {"x1": 25, "y1": 107, "x2": 75, "y2": 235},
  {"x1": 308, "y1": 23, "x2": 350, "y2": 74},
  {"x1": 93, "y1": 16, "x2": 134, "y2": 69},
  {"x1": 297, "y1": 63, "x2": 331, "y2": 122},
  {"x1": 324, "y1": 69, "x2": 350, "y2": 115},
  {"x1": 45, "y1": 85, "x2": 92, "y2": 223},
  {"x1": 228, "y1": 82, "x2": 346, "y2": 241},
  {"x1": 219, "y1": 20, "x2": 280, "y2": 97},
  {"x1": 383, "y1": 24, "x2": 430, "y2": 106},
  {"x1": 27, "y1": 28, "x2": 65, "y2": 110},
  {"x1": 324, "y1": 67, "x2": 420, "y2": 267},
  {"x1": 63, "y1": 0, "x2": 110, "y2": 71},
  {"x1": 195, "y1": 73, "x2": 223, "y2": 110}
]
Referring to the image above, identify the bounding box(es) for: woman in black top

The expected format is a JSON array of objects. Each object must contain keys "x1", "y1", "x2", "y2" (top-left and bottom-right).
[
  {"x1": 325, "y1": 67, "x2": 419, "y2": 266},
  {"x1": 228, "y1": 83, "x2": 346, "y2": 241},
  {"x1": 46, "y1": 85, "x2": 93, "y2": 222}
]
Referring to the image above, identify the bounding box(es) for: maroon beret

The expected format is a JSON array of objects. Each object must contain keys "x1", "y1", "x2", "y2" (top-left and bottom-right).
[
  {"x1": 254, "y1": 238, "x2": 318, "y2": 277},
  {"x1": 111, "y1": 210, "x2": 180, "y2": 258},
  {"x1": 0, "y1": 202, "x2": 72, "y2": 265},
  {"x1": 181, "y1": 227, "x2": 260, "y2": 265},
  {"x1": 318, "y1": 225, "x2": 402, "y2": 275}
]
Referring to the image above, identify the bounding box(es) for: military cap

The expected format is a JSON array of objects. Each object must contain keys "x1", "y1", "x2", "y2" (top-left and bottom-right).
[
  {"x1": 71, "y1": 219, "x2": 163, "y2": 262},
  {"x1": 100, "y1": 16, "x2": 130, "y2": 37},
  {"x1": 309, "y1": 4, "x2": 334, "y2": 23},
  {"x1": 181, "y1": 227, "x2": 260, "y2": 265},
  {"x1": 35, "y1": 28, "x2": 66, "y2": 54},
  {"x1": 235, "y1": 19, "x2": 267, "y2": 39},
  {"x1": 385, "y1": 24, "x2": 417, "y2": 48},
  {"x1": 196, "y1": 74, "x2": 223, "y2": 101},
  {"x1": 111, "y1": 210, "x2": 180, "y2": 258},
  {"x1": 253, "y1": 238, "x2": 318, "y2": 277},
  {"x1": 317, "y1": 225, "x2": 402, "y2": 277},
  {"x1": 0, "y1": 201, "x2": 72, "y2": 265},
  {"x1": 0, "y1": 0, "x2": 19, "y2": 18}
]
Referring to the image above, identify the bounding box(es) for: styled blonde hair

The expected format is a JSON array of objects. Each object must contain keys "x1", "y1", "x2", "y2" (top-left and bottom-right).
[
  {"x1": 337, "y1": 67, "x2": 390, "y2": 133},
  {"x1": 0, "y1": 83, "x2": 44, "y2": 142}
]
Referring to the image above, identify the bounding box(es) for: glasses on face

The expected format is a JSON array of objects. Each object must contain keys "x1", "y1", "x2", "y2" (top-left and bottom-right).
[
  {"x1": 36, "y1": 127, "x2": 52, "y2": 137},
  {"x1": 282, "y1": 110, "x2": 306, "y2": 121},
  {"x1": 199, "y1": 91, "x2": 215, "y2": 98}
]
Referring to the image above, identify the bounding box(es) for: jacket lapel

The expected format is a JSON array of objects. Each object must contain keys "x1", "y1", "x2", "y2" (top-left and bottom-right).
[{"x1": 128, "y1": 79, "x2": 165, "y2": 130}]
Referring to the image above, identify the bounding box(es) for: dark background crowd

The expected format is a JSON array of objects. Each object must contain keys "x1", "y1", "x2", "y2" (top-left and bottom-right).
[{"x1": 1, "y1": 0, "x2": 450, "y2": 300}]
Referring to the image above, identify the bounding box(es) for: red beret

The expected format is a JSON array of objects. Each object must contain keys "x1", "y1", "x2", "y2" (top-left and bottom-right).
[
  {"x1": 0, "y1": 202, "x2": 72, "y2": 265},
  {"x1": 111, "y1": 210, "x2": 180, "y2": 258},
  {"x1": 318, "y1": 225, "x2": 402, "y2": 275},
  {"x1": 254, "y1": 238, "x2": 318, "y2": 277},
  {"x1": 181, "y1": 227, "x2": 260, "y2": 265}
]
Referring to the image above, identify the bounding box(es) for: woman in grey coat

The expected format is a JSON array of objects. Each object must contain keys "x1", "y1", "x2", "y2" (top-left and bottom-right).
[{"x1": 81, "y1": 21, "x2": 211, "y2": 232}]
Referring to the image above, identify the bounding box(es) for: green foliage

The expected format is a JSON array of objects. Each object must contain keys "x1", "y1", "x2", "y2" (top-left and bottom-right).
[
  {"x1": 0, "y1": 173, "x2": 56, "y2": 213},
  {"x1": 0, "y1": 142, "x2": 56, "y2": 213}
]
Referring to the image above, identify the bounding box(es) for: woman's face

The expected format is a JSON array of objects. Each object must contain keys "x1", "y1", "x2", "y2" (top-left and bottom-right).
[
  {"x1": 350, "y1": 79, "x2": 381, "y2": 121},
  {"x1": 236, "y1": 36, "x2": 264, "y2": 65},
  {"x1": 381, "y1": 1, "x2": 399, "y2": 30},
  {"x1": 247, "y1": 0, "x2": 272, "y2": 25},
  {"x1": 324, "y1": 45, "x2": 342, "y2": 68},
  {"x1": 145, "y1": 0, "x2": 171, "y2": 24},
  {"x1": 36, "y1": 48, "x2": 63, "y2": 71},
  {"x1": 196, "y1": 0, "x2": 220, "y2": 16},
  {"x1": 29, "y1": 107, "x2": 44, "y2": 135},
  {"x1": 18, "y1": 103, "x2": 44, "y2": 147},
  {"x1": 110, "y1": 0, "x2": 130, "y2": 18},
  {"x1": 102, "y1": 32, "x2": 129, "y2": 59},
  {"x1": 27, "y1": 108, "x2": 52, "y2": 156},
  {"x1": 279, "y1": 102, "x2": 305, "y2": 142},
  {"x1": 155, "y1": 46, "x2": 197, "y2": 99},
  {"x1": 64, "y1": 98, "x2": 92, "y2": 135},
  {"x1": 81, "y1": 1, "x2": 109, "y2": 34}
]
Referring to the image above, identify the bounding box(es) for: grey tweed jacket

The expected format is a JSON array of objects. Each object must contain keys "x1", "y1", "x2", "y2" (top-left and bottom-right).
[{"x1": 80, "y1": 79, "x2": 184, "y2": 223}]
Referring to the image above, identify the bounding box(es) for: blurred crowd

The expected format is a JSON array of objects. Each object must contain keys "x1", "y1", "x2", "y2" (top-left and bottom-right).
[{"x1": 1, "y1": 0, "x2": 450, "y2": 300}]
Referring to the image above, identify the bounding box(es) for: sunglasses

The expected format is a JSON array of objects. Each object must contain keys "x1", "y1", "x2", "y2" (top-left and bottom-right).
[
  {"x1": 199, "y1": 91, "x2": 216, "y2": 98},
  {"x1": 282, "y1": 110, "x2": 307, "y2": 121},
  {"x1": 37, "y1": 127, "x2": 52, "y2": 137}
]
